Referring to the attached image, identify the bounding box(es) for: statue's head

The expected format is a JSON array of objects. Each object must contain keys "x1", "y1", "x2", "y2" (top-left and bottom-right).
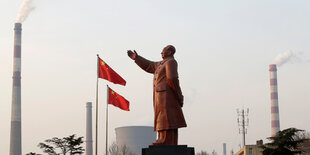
[{"x1": 161, "y1": 45, "x2": 176, "y2": 59}]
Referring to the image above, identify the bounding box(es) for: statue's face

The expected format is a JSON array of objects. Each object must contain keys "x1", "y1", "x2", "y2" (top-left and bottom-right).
[{"x1": 161, "y1": 46, "x2": 172, "y2": 59}]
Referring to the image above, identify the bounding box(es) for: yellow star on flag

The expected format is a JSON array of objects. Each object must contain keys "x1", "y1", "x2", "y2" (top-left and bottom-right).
[{"x1": 111, "y1": 91, "x2": 115, "y2": 95}]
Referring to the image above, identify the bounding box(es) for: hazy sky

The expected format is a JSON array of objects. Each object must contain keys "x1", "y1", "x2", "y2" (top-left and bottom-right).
[{"x1": 1, "y1": 0, "x2": 310, "y2": 154}]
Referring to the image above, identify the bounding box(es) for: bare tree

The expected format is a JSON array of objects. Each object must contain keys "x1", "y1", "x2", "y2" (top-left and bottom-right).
[
  {"x1": 211, "y1": 150, "x2": 217, "y2": 155},
  {"x1": 196, "y1": 150, "x2": 209, "y2": 155},
  {"x1": 108, "y1": 142, "x2": 119, "y2": 155},
  {"x1": 26, "y1": 153, "x2": 42, "y2": 155},
  {"x1": 108, "y1": 142, "x2": 135, "y2": 155},
  {"x1": 119, "y1": 144, "x2": 135, "y2": 155}
]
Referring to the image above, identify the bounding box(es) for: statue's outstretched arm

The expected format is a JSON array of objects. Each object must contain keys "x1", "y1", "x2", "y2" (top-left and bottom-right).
[{"x1": 127, "y1": 50, "x2": 158, "y2": 74}]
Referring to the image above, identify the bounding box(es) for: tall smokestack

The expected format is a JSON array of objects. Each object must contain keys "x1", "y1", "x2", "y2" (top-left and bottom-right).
[
  {"x1": 223, "y1": 143, "x2": 227, "y2": 155},
  {"x1": 269, "y1": 64, "x2": 280, "y2": 137},
  {"x1": 10, "y1": 23, "x2": 22, "y2": 155},
  {"x1": 86, "y1": 102, "x2": 93, "y2": 155}
]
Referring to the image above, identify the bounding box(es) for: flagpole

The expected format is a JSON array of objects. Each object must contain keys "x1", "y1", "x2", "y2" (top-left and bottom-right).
[
  {"x1": 95, "y1": 54, "x2": 99, "y2": 155},
  {"x1": 106, "y1": 85, "x2": 109, "y2": 155}
]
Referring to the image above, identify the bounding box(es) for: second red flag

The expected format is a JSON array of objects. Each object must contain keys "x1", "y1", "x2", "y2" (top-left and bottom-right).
[{"x1": 108, "y1": 87, "x2": 130, "y2": 111}]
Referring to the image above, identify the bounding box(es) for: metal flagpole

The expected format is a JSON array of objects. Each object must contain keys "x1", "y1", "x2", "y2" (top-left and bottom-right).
[
  {"x1": 106, "y1": 85, "x2": 109, "y2": 155},
  {"x1": 95, "y1": 54, "x2": 99, "y2": 155}
]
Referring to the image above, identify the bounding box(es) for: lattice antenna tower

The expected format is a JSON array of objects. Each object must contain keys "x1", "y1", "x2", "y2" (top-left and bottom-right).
[{"x1": 237, "y1": 108, "x2": 249, "y2": 147}]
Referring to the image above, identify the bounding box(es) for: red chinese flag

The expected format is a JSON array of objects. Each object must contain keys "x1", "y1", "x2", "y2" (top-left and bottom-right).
[
  {"x1": 108, "y1": 87, "x2": 130, "y2": 111},
  {"x1": 98, "y1": 57, "x2": 126, "y2": 86}
]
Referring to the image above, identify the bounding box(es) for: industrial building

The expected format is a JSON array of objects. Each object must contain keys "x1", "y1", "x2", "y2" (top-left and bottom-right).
[
  {"x1": 235, "y1": 140, "x2": 264, "y2": 155},
  {"x1": 115, "y1": 126, "x2": 156, "y2": 155},
  {"x1": 235, "y1": 145, "x2": 263, "y2": 155},
  {"x1": 235, "y1": 140, "x2": 310, "y2": 155}
]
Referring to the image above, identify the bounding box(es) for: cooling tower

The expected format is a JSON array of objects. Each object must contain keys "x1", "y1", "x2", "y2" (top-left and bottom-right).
[
  {"x1": 269, "y1": 64, "x2": 280, "y2": 137},
  {"x1": 115, "y1": 126, "x2": 156, "y2": 155},
  {"x1": 86, "y1": 102, "x2": 93, "y2": 155},
  {"x1": 10, "y1": 23, "x2": 22, "y2": 155}
]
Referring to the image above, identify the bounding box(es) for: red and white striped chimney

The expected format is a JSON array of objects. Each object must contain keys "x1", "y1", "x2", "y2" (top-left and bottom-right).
[
  {"x1": 10, "y1": 23, "x2": 22, "y2": 155},
  {"x1": 269, "y1": 64, "x2": 280, "y2": 137}
]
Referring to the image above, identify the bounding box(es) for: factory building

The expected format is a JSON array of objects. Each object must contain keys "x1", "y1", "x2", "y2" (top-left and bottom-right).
[{"x1": 115, "y1": 126, "x2": 156, "y2": 155}]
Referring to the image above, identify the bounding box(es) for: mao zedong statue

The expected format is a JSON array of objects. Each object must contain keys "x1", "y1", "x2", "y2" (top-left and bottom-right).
[{"x1": 127, "y1": 45, "x2": 187, "y2": 145}]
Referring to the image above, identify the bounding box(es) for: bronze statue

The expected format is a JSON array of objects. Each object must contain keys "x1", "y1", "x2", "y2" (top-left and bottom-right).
[{"x1": 127, "y1": 45, "x2": 187, "y2": 145}]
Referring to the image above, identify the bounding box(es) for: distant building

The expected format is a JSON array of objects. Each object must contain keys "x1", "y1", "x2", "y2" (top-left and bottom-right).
[
  {"x1": 235, "y1": 140, "x2": 310, "y2": 155},
  {"x1": 235, "y1": 145, "x2": 263, "y2": 155},
  {"x1": 235, "y1": 140, "x2": 263, "y2": 155}
]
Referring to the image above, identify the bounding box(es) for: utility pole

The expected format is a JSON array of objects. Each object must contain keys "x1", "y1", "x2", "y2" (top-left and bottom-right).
[{"x1": 237, "y1": 108, "x2": 249, "y2": 147}]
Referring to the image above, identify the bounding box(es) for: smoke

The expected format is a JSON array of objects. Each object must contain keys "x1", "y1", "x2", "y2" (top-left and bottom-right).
[
  {"x1": 272, "y1": 50, "x2": 304, "y2": 67},
  {"x1": 16, "y1": 0, "x2": 35, "y2": 23}
]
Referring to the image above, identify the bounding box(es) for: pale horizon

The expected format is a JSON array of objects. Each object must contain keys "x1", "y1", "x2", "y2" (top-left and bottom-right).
[{"x1": 0, "y1": 0, "x2": 310, "y2": 154}]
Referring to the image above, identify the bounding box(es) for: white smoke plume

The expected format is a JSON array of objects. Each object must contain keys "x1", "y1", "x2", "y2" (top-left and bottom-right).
[
  {"x1": 272, "y1": 50, "x2": 304, "y2": 67},
  {"x1": 16, "y1": 0, "x2": 35, "y2": 23}
]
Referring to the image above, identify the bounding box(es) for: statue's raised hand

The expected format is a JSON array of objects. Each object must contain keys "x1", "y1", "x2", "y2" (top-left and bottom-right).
[{"x1": 127, "y1": 50, "x2": 137, "y2": 60}]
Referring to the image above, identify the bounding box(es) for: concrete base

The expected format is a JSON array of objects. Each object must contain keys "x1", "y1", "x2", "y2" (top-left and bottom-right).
[{"x1": 142, "y1": 145, "x2": 195, "y2": 155}]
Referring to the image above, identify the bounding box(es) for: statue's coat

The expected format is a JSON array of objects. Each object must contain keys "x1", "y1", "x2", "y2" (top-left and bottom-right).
[{"x1": 135, "y1": 55, "x2": 187, "y2": 131}]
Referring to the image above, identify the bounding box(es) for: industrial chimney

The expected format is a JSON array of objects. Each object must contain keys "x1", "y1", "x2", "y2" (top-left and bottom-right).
[
  {"x1": 86, "y1": 102, "x2": 93, "y2": 155},
  {"x1": 223, "y1": 143, "x2": 227, "y2": 155},
  {"x1": 10, "y1": 23, "x2": 22, "y2": 155},
  {"x1": 269, "y1": 64, "x2": 280, "y2": 137}
]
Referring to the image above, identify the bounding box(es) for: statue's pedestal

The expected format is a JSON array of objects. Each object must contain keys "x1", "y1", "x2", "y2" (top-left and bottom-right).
[{"x1": 142, "y1": 145, "x2": 195, "y2": 155}]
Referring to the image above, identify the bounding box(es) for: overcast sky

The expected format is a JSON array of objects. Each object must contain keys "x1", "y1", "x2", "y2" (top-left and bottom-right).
[{"x1": 0, "y1": 0, "x2": 310, "y2": 154}]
